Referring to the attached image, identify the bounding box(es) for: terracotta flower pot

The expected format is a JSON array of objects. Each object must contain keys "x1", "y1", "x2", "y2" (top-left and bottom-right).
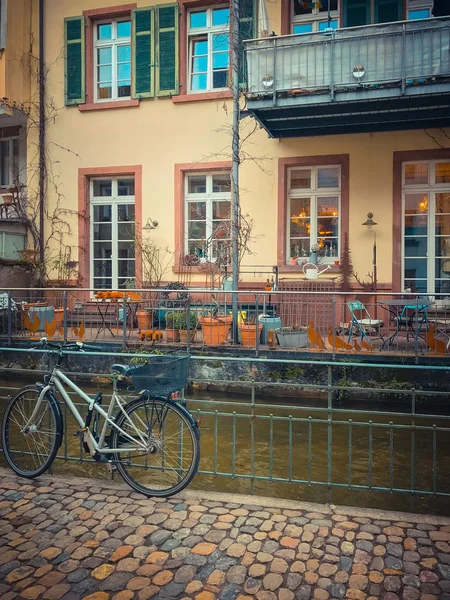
[
  {"x1": 198, "y1": 315, "x2": 232, "y2": 346},
  {"x1": 239, "y1": 323, "x2": 263, "y2": 347},
  {"x1": 166, "y1": 328, "x2": 180, "y2": 342},
  {"x1": 54, "y1": 308, "x2": 64, "y2": 327},
  {"x1": 180, "y1": 329, "x2": 196, "y2": 344},
  {"x1": 136, "y1": 310, "x2": 152, "y2": 331}
]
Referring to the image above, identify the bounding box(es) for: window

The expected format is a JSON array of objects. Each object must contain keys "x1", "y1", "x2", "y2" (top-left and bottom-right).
[
  {"x1": 343, "y1": 0, "x2": 402, "y2": 27},
  {"x1": 292, "y1": 0, "x2": 339, "y2": 33},
  {"x1": 94, "y1": 19, "x2": 131, "y2": 101},
  {"x1": 0, "y1": 232, "x2": 25, "y2": 260},
  {"x1": 185, "y1": 172, "x2": 231, "y2": 261},
  {"x1": 407, "y1": 0, "x2": 432, "y2": 19},
  {"x1": 402, "y1": 160, "x2": 450, "y2": 294},
  {"x1": 90, "y1": 177, "x2": 135, "y2": 289},
  {"x1": 188, "y1": 7, "x2": 230, "y2": 92},
  {"x1": 288, "y1": 166, "x2": 340, "y2": 262},
  {"x1": 0, "y1": 138, "x2": 19, "y2": 187}
]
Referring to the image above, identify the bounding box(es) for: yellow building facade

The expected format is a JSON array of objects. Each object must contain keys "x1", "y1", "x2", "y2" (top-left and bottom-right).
[{"x1": 3, "y1": 0, "x2": 450, "y2": 294}]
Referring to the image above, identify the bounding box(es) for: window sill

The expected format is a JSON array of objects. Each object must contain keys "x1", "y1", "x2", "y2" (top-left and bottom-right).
[
  {"x1": 78, "y1": 99, "x2": 140, "y2": 112},
  {"x1": 277, "y1": 264, "x2": 340, "y2": 274},
  {"x1": 172, "y1": 91, "x2": 232, "y2": 104}
]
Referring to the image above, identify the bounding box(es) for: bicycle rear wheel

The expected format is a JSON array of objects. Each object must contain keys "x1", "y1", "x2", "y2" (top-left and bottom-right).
[
  {"x1": 110, "y1": 397, "x2": 200, "y2": 497},
  {"x1": 1, "y1": 385, "x2": 62, "y2": 478}
]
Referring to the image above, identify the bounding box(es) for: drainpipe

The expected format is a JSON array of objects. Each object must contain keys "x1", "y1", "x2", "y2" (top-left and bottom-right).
[{"x1": 38, "y1": 0, "x2": 45, "y2": 278}]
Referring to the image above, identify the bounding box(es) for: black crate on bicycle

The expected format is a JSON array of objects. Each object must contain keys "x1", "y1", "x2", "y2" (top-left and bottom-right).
[{"x1": 129, "y1": 355, "x2": 190, "y2": 397}]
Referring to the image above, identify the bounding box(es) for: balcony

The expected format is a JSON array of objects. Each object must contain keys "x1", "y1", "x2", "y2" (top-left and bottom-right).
[{"x1": 244, "y1": 17, "x2": 450, "y2": 138}]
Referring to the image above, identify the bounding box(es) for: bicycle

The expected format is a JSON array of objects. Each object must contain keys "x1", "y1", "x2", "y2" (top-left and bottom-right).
[{"x1": 1, "y1": 339, "x2": 200, "y2": 497}]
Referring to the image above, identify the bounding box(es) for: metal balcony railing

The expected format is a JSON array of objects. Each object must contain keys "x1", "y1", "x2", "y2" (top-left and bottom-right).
[{"x1": 244, "y1": 17, "x2": 450, "y2": 100}]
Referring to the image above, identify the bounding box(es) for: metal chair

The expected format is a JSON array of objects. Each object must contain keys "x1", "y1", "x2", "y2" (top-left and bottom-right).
[{"x1": 347, "y1": 300, "x2": 384, "y2": 345}]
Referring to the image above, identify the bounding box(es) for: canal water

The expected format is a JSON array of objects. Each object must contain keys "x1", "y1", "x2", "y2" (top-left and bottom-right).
[{"x1": 0, "y1": 371, "x2": 449, "y2": 516}]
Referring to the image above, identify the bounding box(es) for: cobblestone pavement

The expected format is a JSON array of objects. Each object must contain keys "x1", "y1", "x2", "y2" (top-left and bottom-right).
[{"x1": 0, "y1": 470, "x2": 449, "y2": 600}]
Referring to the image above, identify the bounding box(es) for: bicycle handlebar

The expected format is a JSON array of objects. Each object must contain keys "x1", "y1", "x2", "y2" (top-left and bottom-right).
[{"x1": 35, "y1": 338, "x2": 98, "y2": 353}]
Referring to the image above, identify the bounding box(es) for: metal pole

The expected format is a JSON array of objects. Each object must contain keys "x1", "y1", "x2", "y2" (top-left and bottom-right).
[
  {"x1": 231, "y1": 0, "x2": 240, "y2": 345},
  {"x1": 39, "y1": 0, "x2": 46, "y2": 279}
]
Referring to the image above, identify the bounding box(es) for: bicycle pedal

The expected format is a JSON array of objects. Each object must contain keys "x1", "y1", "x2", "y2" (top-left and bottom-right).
[
  {"x1": 73, "y1": 429, "x2": 82, "y2": 437},
  {"x1": 106, "y1": 462, "x2": 117, "y2": 473}
]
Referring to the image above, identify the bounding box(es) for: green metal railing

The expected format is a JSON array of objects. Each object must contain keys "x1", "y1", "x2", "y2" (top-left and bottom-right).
[{"x1": 0, "y1": 347, "x2": 449, "y2": 513}]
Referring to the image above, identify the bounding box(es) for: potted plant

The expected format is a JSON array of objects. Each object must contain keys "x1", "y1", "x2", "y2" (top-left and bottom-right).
[
  {"x1": 238, "y1": 314, "x2": 263, "y2": 347},
  {"x1": 166, "y1": 311, "x2": 181, "y2": 342},
  {"x1": 276, "y1": 325, "x2": 308, "y2": 348},
  {"x1": 179, "y1": 311, "x2": 198, "y2": 344}
]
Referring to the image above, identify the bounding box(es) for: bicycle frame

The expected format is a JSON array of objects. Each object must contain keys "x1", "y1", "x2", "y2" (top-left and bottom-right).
[{"x1": 25, "y1": 368, "x2": 149, "y2": 456}]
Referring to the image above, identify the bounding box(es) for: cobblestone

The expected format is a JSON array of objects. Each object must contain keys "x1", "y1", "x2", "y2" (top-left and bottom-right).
[{"x1": 0, "y1": 471, "x2": 449, "y2": 600}]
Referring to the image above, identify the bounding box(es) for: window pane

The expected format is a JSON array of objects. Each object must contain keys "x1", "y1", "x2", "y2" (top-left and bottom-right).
[
  {"x1": 3, "y1": 234, "x2": 25, "y2": 259},
  {"x1": 118, "y1": 204, "x2": 134, "y2": 221},
  {"x1": 319, "y1": 238, "x2": 339, "y2": 257},
  {"x1": 190, "y1": 11, "x2": 207, "y2": 28},
  {"x1": 98, "y1": 47, "x2": 112, "y2": 65},
  {"x1": 98, "y1": 83, "x2": 112, "y2": 99},
  {"x1": 317, "y1": 196, "x2": 339, "y2": 216},
  {"x1": 97, "y1": 23, "x2": 112, "y2": 40},
  {"x1": 188, "y1": 221, "x2": 207, "y2": 239},
  {"x1": 404, "y1": 258, "x2": 427, "y2": 280},
  {"x1": 213, "y1": 201, "x2": 231, "y2": 219},
  {"x1": 94, "y1": 260, "x2": 112, "y2": 277},
  {"x1": 118, "y1": 242, "x2": 135, "y2": 258},
  {"x1": 94, "y1": 223, "x2": 112, "y2": 240},
  {"x1": 318, "y1": 20, "x2": 338, "y2": 30},
  {"x1": 93, "y1": 205, "x2": 112, "y2": 222},
  {"x1": 435, "y1": 193, "x2": 450, "y2": 215},
  {"x1": 118, "y1": 179, "x2": 135, "y2": 196},
  {"x1": 94, "y1": 277, "x2": 112, "y2": 290},
  {"x1": 319, "y1": 0, "x2": 338, "y2": 11},
  {"x1": 189, "y1": 202, "x2": 206, "y2": 219},
  {"x1": 408, "y1": 8, "x2": 430, "y2": 19},
  {"x1": 290, "y1": 240, "x2": 310, "y2": 258},
  {"x1": 93, "y1": 180, "x2": 112, "y2": 196},
  {"x1": 98, "y1": 65, "x2": 112, "y2": 83},
  {"x1": 12, "y1": 138, "x2": 19, "y2": 183},
  {"x1": 118, "y1": 260, "x2": 135, "y2": 277},
  {"x1": 193, "y1": 56, "x2": 208, "y2": 72},
  {"x1": 192, "y1": 74, "x2": 207, "y2": 91},
  {"x1": 404, "y1": 215, "x2": 427, "y2": 234},
  {"x1": 213, "y1": 221, "x2": 229, "y2": 238},
  {"x1": 117, "y1": 21, "x2": 131, "y2": 38},
  {"x1": 117, "y1": 45, "x2": 131, "y2": 63},
  {"x1": 213, "y1": 52, "x2": 229, "y2": 69},
  {"x1": 436, "y1": 163, "x2": 450, "y2": 184},
  {"x1": 0, "y1": 140, "x2": 10, "y2": 186},
  {"x1": 213, "y1": 174, "x2": 230, "y2": 192},
  {"x1": 293, "y1": 0, "x2": 313, "y2": 16},
  {"x1": 404, "y1": 237, "x2": 427, "y2": 257},
  {"x1": 290, "y1": 197, "x2": 311, "y2": 218},
  {"x1": 213, "y1": 33, "x2": 229, "y2": 52},
  {"x1": 188, "y1": 240, "x2": 206, "y2": 258},
  {"x1": 117, "y1": 63, "x2": 131, "y2": 81},
  {"x1": 93, "y1": 242, "x2": 112, "y2": 259},
  {"x1": 318, "y1": 167, "x2": 339, "y2": 188},
  {"x1": 405, "y1": 193, "x2": 428, "y2": 215},
  {"x1": 290, "y1": 199, "x2": 310, "y2": 236},
  {"x1": 317, "y1": 217, "x2": 339, "y2": 237},
  {"x1": 405, "y1": 163, "x2": 428, "y2": 185},
  {"x1": 293, "y1": 23, "x2": 313, "y2": 34},
  {"x1": 118, "y1": 223, "x2": 134, "y2": 240},
  {"x1": 213, "y1": 8, "x2": 230, "y2": 26},
  {"x1": 118, "y1": 83, "x2": 131, "y2": 97},
  {"x1": 436, "y1": 236, "x2": 450, "y2": 258},
  {"x1": 188, "y1": 176, "x2": 207, "y2": 194},
  {"x1": 213, "y1": 70, "x2": 228, "y2": 88},
  {"x1": 290, "y1": 169, "x2": 311, "y2": 189}
]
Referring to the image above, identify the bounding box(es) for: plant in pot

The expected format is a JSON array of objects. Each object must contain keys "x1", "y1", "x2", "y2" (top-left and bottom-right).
[
  {"x1": 239, "y1": 314, "x2": 263, "y2": 348},
  {"x1": 165, "y1": 311, "x2": 181, "y2": 342},
  {"x1": 275, "y1": 325, "x2": 309, "y2": 349},
  {"x1": 179, "y1": 310, "x2": 198, "y2": 344}
]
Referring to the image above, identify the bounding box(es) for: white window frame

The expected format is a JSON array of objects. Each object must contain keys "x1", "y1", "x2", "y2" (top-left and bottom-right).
[
  {"x1": 187, "y1": 6, "x2": 230, "y2": 93},
  {"x1": 292, "y1": 0, "x2": 339, "y2": 34},
  {"x1": 184, "y1": 171, "x2": 231, "y2": 261},
  {"x1": 287, "y1": 165, "x2": 341, "y2": 263},
  {"x1": 402, "y1": 160, "x2": 450, "y2": 294},
  {"x1": 94, "y1": 18, "x2": 131, "y2": 103},
  {"x1": 90, "y1": 177, "x2": 135, "y2": 290},
  {"x1": 0, "y1": 136, "x2": 19, "y2": 187},
  {"x1": 0, "y1": 231, "x2": 25, "y2": 259}
]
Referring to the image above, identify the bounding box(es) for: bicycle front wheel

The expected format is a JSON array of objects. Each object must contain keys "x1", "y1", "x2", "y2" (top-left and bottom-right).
[
  {"x1": 110, "y1": 397, "x2": 200, "y2": 497},
  {"x1": 1, "y1": 385, "x2": 62, "y2": 478}
]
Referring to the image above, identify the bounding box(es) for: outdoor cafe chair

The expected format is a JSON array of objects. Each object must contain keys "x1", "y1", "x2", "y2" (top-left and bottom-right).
[{"x1": 347, "y1": 300, "x2": 384, "y2": 346}]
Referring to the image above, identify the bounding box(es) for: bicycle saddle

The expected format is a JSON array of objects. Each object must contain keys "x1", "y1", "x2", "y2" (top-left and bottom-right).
[{"x1": 111, "y1": 364, "x2": 133, "y2": 376}]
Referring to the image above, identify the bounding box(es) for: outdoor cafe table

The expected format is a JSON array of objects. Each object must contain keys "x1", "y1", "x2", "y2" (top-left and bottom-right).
[{"x1": 378, "y1": 298, "x2": 432, "y2": 349}]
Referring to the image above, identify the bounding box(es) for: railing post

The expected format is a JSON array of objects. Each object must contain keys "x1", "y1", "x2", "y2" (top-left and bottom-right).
[
  {"x1": 255, "y1": 294, "x2": 260, "y2": 358},
  {"x1": 401, "y1": 22, "x2": 406, "y2": 95},
  {"x1": 186, "y1": 295, "x2": 191, "y2": 353},
  {"x1": 329, "y1": 30, "x2": 336, "y2": 101},
  {"x1": 331, "y1": 294, "x2": 336, "y2": 360},
  {"x1": 122, "y1": 293, "x2": 127, "y2": 347},
  {"x1": 327, "y1": 364, "x2": 333, "y2": 503},
  {"x1": 272, "y1": 38, "x2": 277, "y2": 106},
  {"x1": 63, "y1": 291, "x2": 68, "y2": 344},
  {"x1": 7, "y1": 291, "x2": 12, "y2": 346}
]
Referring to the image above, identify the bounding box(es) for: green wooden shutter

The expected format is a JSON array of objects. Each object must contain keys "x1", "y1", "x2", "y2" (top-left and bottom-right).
[
  {"x1": 132, "y1": 7, "x2": 154, "y2": 98},
  {"x1": 239, "y1": 0, "x2": 257, "y2": 85},
  {"x1": 344, "y1": 0, "x2": 369, "y2": 26},
  {"x1": 64, "y1": 16, "x2": 85, "y2": 106},
  {"x1": 375, "y1": 0, "x2": 402, "y2": 23},
  {"x1": 155, "y1": 4, "x2": 179, "y2": 97}
]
